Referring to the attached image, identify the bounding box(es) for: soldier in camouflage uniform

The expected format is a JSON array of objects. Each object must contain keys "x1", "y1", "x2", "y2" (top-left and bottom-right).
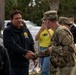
[
  {"x1": 59, "y1": 16, "x2": 76, "y2": 44},
  {"x1": 59, "y1": 17, "x2": 72, "y2": 30},
  {"x1": 34, "y1": 10, "x2": 76, "y2": 75}
]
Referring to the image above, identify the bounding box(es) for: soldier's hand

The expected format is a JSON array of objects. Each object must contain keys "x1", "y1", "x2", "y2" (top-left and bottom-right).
[
  {"x1": 24, "y1": 51, "x2": 35, "y2": 60},
  {"x1": 48, "y1": 46, "x2": 52, "y2": 54}
]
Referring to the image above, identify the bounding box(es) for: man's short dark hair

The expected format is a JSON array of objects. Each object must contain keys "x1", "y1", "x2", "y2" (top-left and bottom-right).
[
  {"x1": 49, "y1": 17, "x2": 58, "y2": 22},
  {"x1": 9, "y1": 10, "x2": 22, "y2": 19},
  {"x1": 68, "y1": 16, "x2": 74, "y2": 19}
]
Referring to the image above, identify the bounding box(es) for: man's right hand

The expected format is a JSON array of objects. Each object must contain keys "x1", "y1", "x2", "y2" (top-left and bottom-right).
[{"x1": 24, "y1": 51, "x2": 35, "y2": 60}]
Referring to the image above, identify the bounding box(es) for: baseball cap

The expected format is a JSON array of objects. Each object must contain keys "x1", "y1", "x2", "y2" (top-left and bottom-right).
[
  {"x1": 42, "y1": 10, "x2": 58, "y2": 20},
  {"x1": 59, "y1": 17, "x2": 72, "y2": 25}
]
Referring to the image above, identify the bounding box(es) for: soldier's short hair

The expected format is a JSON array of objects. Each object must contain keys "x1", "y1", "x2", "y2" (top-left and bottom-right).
[
  {"x1": 59, "y1": 17, "x2": 72, "y2": 26},
  {"x1": 42, "y1": 10, "x2": 58, "y2": 21}
]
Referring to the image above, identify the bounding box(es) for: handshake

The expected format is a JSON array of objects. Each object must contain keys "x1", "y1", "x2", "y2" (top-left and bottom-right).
[
  {"x1": 24, "y1": 46, "x2": 52, "y2": 60},
  {"x1": 24, "y1": 51, "x2": 37, "y2": 60}
]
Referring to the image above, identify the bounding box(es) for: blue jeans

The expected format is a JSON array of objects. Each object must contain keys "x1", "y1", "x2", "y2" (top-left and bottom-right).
[
  {"x1": 11, "y1": 67, "x2": 29, "y2": 75},
  {"x1": 40, "y1": 46, "x2": 50, "y2": 75}
]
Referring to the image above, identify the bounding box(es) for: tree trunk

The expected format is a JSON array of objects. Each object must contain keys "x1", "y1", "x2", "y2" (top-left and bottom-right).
[{"x1": 50, "y1": 0, "x2": 59, "y2": 12}]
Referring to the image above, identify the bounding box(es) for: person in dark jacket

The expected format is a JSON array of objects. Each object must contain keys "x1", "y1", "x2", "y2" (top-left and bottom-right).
[
  {"x1": 0, "y1": 19, "x2": 10, "y2": 75},
  {"x1": 3, "y1": 10, "x2": 35, "y2": 75},
  {"x1": 68, "y1": 16, "x2": 76, "y2": 44},
  {"x1": 70, "y1": 25, "x2": 76, "y2": 44}
]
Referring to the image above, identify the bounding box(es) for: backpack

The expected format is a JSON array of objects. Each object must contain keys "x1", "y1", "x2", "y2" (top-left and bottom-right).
[
  {"x1": 0, "y1": 45, "x2": 4, "y2": 72},
  {"x1": 0, "y1": 44, "x2": 11, "y2": 75}
]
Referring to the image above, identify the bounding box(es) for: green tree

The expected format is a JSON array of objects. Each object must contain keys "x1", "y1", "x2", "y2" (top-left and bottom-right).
[
  {"x1": 5, "y1": 0, "x2": 50, "y2": 26},
  {"x1": 5, "y1": 0, "x2": 76, "y2": 25},
  {"x1": 5, "y1": 0, "x2": 31, "y2": 19},
  {"x1": 59, "y1": 0, "x2": 76, "y2": 18}
]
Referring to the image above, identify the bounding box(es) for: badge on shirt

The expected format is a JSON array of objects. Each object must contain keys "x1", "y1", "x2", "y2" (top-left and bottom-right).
[{"x1": 24, "y1": 32, "x2": 28, "y2": 38}]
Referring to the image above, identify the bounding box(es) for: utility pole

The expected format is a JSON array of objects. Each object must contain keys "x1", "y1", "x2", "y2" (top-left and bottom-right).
[{"x1": 0, "y1": 0, "x2": 5, "y2": 30}]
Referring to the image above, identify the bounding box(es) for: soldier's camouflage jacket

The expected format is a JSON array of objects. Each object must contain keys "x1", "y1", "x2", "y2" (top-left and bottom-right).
[{"x1": 35, "y1": 25, "x2": 75, "y2": 68}]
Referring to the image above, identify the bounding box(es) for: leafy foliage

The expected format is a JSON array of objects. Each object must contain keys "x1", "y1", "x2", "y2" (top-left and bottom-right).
[
  {"x1": 5, "y1": 0, "x2": 76, "y2": 26},
  {"x1": 59, "y1": 0, "x2": 76, "y2": 19},
  {"x1": 5, "y1": 0, "x2": 50, "y2": 26}
]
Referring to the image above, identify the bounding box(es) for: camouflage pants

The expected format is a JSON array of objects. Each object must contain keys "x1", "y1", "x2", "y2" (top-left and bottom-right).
[
  {"x1": 70, "y1": 65, "x2": 76, "y2": 75},
  {"x1": 50, "y1": 62, "x2": 74, "y2": 75},
  {"x1": 60, "y1": 66, "x2": 73, "y2": 75},
  {"x1": 50, "y1": 63, "x2": 58, "y2": 75}
]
